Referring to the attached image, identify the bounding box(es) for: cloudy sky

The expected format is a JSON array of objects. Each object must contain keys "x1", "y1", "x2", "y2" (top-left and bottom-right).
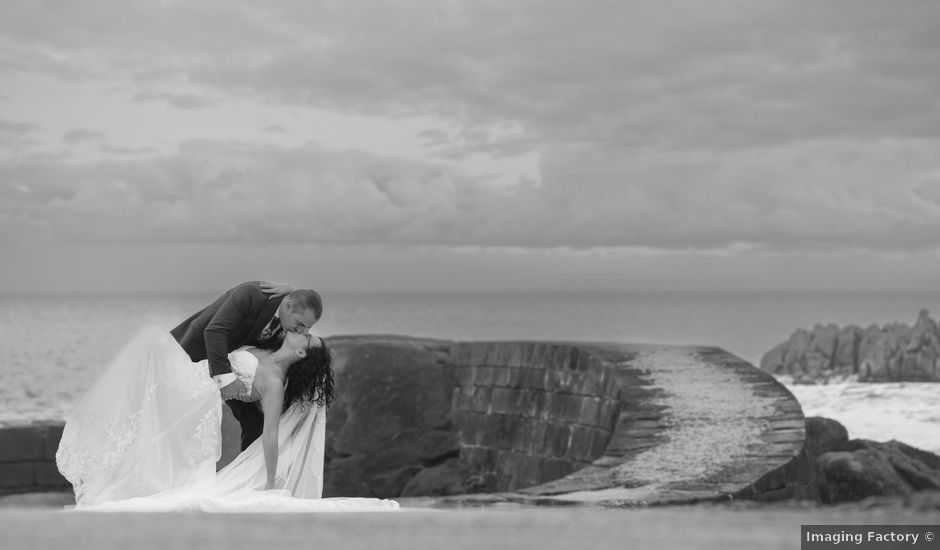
[{"x1": 2, "y1": 0, "x2": 940, "y2": 292}]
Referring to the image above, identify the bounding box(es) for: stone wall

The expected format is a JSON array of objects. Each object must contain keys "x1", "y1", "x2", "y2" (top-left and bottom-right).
[
  {"x1": 0, "y1": 423, "x2": 70, "y2": 497},
  {"x1": 451, "y1": 342, "x2": 623, "y2": 492}
]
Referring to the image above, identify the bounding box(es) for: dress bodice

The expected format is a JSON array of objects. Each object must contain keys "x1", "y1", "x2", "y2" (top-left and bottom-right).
[{"x1": 229, "y1": 349, "x2": 259, "y2": 396}]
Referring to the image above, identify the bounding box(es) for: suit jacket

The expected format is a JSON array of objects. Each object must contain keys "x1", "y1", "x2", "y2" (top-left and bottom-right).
[{"x1": 170, "y1": 281, "x2": 284, "y2": 378}]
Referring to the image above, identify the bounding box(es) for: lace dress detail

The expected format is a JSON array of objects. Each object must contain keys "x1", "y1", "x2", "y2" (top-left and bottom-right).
[
  {"x1": 56, "y1": 328, "x2": 225, "y2": 506},
  {"x1": 228, "y1": 349, "x2": 259, "y2": 396}
]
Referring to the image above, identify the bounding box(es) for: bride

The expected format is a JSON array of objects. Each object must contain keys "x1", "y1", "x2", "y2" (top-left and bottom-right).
[{"x1": 56, "y1": 326, "x2": 398, "y2": 512}]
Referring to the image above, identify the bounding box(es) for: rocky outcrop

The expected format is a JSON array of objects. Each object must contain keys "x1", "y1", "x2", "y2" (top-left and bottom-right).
[
  {"x1": 803, "y1": 417, "x2": 940, "y2": 504},
  {"x1": 760, "y1": 310, "x2": 940, "y2": 383}
]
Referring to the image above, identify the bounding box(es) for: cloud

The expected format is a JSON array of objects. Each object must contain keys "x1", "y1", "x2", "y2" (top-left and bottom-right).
[
  {"x1": 0, "y1": 119, "x2": 38, "y2": 142},
  {"x1": 3, "y1": 1, "x2": 940, "y2": 252},
  {"x1": 8, "y1": 1, "x2": 940, "y2": 150},
  {"x1": 0, "y1": 119, "x2": 41, "y2": 154},
  {"x1": 63, "y1": 129, "x2": 107, "y2": 145},
  {"x1": 0, "y1": 141, "x2": 512, "y2": 246},
  {"x1": 174, "y1": 1, "x2": 940, "y2": 152},
  {"x1": 60, "y1": 129, "x2": 157, "y2": 156},
  {"x1": 99, "y1": 144, "x2": 160, "y2": 156},
  {"x1": 0, "y1": 119, "x2": 37, "y2": 136},
  {"x1": 132, "y1": 91, "x2": 216, "y2": 109},
  {"x1": 913, "y1": 174, "x2": 940, "y2": 207},
  {"x1": 2, "y1": 138, "x2": 940, "y2": 251}
]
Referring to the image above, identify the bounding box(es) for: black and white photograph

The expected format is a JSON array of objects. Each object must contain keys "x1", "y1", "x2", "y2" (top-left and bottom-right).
[{"x1": 0, "y1": 1, "x2": 938, "y2": 548}]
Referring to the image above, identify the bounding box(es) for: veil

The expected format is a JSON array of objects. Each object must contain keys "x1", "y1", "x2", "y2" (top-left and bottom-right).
[{"x1": 212, "y1": 401, "x2": 326, "y2": 498}]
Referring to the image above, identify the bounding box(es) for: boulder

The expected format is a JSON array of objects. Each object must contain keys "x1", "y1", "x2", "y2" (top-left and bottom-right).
[
  {"x1": 322, "y1": 337, "x2": 460, "y2": 498},
  {"x1": 816, "y1": 439, "x2": 940, "y2": 504},
  {"x1": 817, "y1": 449, "x2": 914, "y2": 503},
  {"x1": 781, "y1": 417, "x2": 940, "y2": 505},
  {"x1": 804, "y1": 416, "x2": 848, "y2": 458}
]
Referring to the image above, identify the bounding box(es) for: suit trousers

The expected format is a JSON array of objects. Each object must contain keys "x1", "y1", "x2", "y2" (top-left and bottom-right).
[{"x1": 226, "y1": 399, "x2": 264, "y2": 451}]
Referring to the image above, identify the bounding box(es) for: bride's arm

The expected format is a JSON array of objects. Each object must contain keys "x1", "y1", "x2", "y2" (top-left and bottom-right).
[{"x1": 259, "y1": 380, "x2": 285, "y2": 490}]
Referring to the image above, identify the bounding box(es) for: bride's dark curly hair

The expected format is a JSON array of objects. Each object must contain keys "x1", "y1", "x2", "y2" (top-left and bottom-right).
[{"x1": 282, "y1": 342, "x2": 335, "y2": 413}]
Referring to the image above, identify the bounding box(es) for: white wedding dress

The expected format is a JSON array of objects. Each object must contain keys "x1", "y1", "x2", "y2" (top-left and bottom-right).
[{"x1": 56, "y1": 327, "x2": 398, "y2": 512}]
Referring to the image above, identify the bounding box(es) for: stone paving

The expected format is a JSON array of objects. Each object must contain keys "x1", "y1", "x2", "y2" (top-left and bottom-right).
[{"x1": 442, "y1": 340, "x2": 810, "y2": 506}]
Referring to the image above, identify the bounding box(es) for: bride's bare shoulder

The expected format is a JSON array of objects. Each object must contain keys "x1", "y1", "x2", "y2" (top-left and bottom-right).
[{"x1": 252, "y1": 364, "x2": 286, "y2": 396}]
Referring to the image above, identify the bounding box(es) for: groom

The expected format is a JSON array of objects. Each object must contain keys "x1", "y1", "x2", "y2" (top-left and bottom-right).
[{"x1": 170, "y1": 281, "x2": 323, "y2": 451}]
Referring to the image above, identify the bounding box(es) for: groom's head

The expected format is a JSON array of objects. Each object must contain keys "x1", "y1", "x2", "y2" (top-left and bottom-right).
[{"x1": 278, "y1": 289, "x2": 323, "y2": 333}]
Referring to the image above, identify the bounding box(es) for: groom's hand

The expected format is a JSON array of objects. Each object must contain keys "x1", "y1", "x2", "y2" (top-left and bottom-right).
[
  {"x1": 259, "y1": 281, "x2": 294, "y2": 300},
  {"x1": 220, "y1": 379, "x2": 252, "y2": 401}
]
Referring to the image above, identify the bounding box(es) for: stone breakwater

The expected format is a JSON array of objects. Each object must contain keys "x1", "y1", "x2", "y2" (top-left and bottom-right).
[
  {"x1": 321, "y1": 336, "x2": 810, "y2": 506},
  {"x1": 760, "y1": 309, "x2": 940, "y2": 383},
  {"x1": 2, "y1": 336, "x2": 810, "y2": 507}
]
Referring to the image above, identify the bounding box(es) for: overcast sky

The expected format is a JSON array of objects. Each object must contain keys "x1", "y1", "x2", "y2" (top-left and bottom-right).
[{"x1": 3, "y1": 1, "x2": 940, "y2": 292}]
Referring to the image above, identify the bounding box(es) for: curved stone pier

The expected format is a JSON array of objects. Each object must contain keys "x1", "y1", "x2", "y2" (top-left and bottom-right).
[{"x1": 324, "y1": 336, "x2": 812, "y2": 507}]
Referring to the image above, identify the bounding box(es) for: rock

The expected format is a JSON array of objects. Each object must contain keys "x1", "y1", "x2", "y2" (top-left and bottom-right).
[
  {"x1": 783, "y1": 329, "x2": 813, "y2": 376},
  {"x1": 844, "y1": 440, "x2": 940, "y2": 491},
  {"x1": 833, "y1": 325, "x2": 861, "y2": 375},
  {"x1": 322, "y1": 337, "x2": 459, "y2": 498},
  {"x1": 759, "y1": 341, "x2": 788, "y2": 374},
  {"x1": 858, "y1": 323, "x2": 909, "y2": 381},
  {"x1": 782, "y1": 417, "x2": 940, "y2": 505},
  {"x1": 400, "y1": 457, "x2": 484, "y2": 497},
  {"x1": 817, "y1": 449, "x2": 915, "y2": 503},
  {"x1": 815, "y1": 438, "x2": 940, "y2": 504},
  {"x1": 760, "y1": 311, "x2": 940, "y2": 382},
  {"x1": 806, "y1": 324, "x2": 840, "y2": 375},
  {"x1": 893, "y1": 440, "x2": 940, "y2": 471},
  {"x1": 804, "y1": 417, "x2": 848, "y2": 458},
  {"x1": 899, "y1": 310, "x2": 940, "y2": 381}
]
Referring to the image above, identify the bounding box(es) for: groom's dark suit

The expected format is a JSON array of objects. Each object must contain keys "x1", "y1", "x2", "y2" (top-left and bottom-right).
[{"x1": 170, "y1": 281, "x2": 283, "y2": 451}]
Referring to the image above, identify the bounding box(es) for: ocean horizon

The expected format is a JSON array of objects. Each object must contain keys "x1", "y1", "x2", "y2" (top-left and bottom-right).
[{"x1": 2, "y1": 289, "x2": 938, "y2": 453}]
